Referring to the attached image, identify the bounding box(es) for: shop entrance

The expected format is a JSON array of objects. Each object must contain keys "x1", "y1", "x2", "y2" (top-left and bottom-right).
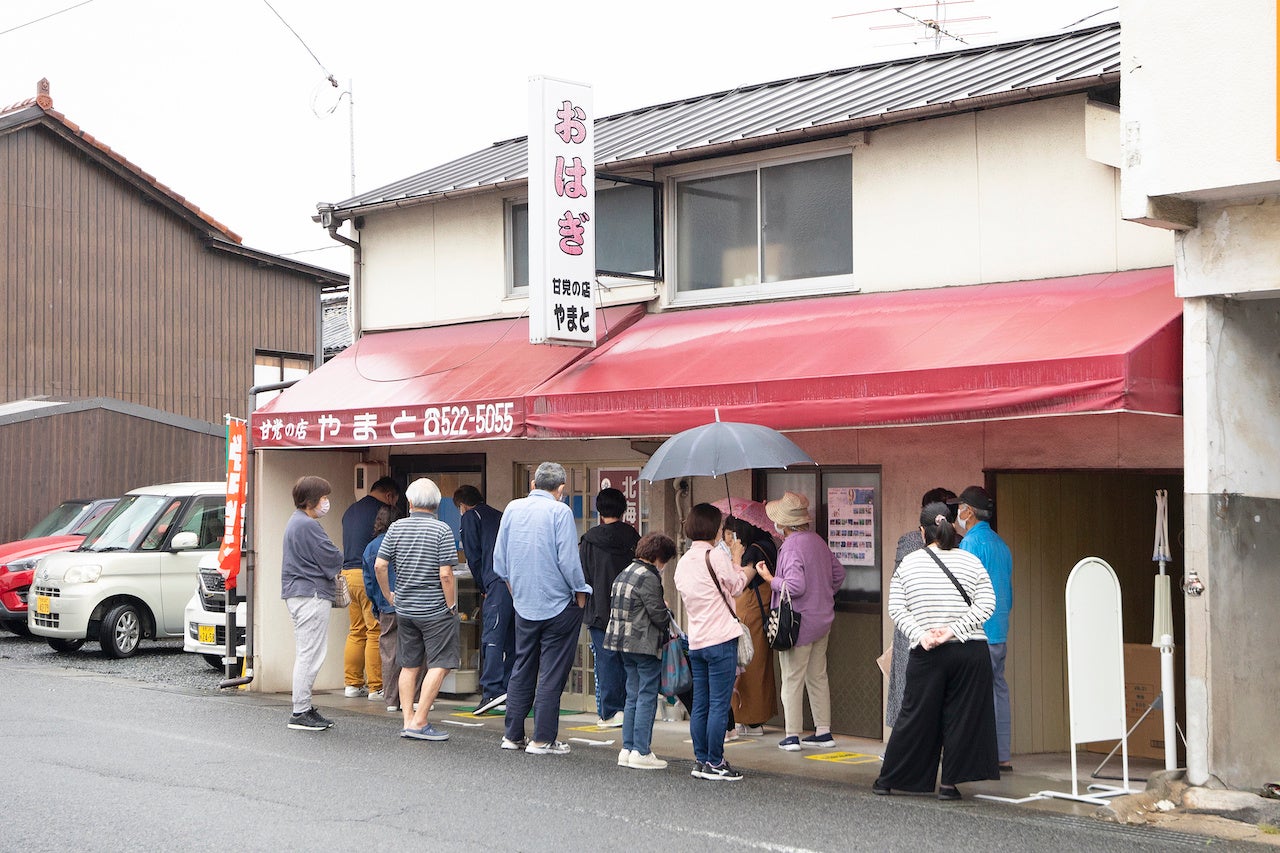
[{"x1": 992, "y1": 470, "x2": 1185, "y2": 755}]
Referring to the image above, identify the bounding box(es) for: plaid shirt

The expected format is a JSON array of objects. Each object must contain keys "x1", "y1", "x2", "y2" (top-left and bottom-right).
[{"x1": 603, "y1": 560, "x2": 669, "y2": 657}]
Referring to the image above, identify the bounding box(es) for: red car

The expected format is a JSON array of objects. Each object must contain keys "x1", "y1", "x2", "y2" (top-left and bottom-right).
[{"x1": 0, "y1": 499, "x2": 117, "y2": 635}]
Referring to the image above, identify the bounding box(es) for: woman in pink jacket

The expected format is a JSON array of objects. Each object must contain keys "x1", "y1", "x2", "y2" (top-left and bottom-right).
[
  {"x1": 758, "y1": 491, "x2": 846, "y2": 751},
  {"x1": 674, "y1": 503, "x2": 753, "y2": 781}
]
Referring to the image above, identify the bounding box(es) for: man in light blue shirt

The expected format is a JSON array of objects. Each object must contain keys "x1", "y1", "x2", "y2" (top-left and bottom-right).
[
  {"x1": 493, "y1": 462, "x2": 591, "y2": 755},
  {"x1": 955, "y1": 485, "x2": 1014, "y2": 771}
]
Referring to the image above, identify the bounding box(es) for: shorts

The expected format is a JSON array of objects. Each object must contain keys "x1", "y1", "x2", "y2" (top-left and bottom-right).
[{"x1": 397, "y1": 612, "x2": 460, "y2": 670}]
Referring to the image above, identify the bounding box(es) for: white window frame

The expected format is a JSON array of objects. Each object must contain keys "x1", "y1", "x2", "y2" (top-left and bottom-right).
[{"x1": 665, "y1": 144, "x2": 858, "y2": 307}]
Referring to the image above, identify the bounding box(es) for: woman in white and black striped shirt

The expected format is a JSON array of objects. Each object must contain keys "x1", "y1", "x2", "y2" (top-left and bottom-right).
[{"x1": 873, "y1": 501, "x2": 999, "y2": 801}]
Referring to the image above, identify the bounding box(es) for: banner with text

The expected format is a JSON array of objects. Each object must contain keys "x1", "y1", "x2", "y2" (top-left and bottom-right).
[
  {"x1": 528, "y1": 76, "x2": 596, "y2": 347},
  {"x1": 250, "y1": 399, "x2": 523, "y2": 448},
  {"x1": 217, "y1": 419, "x2": 248, "y2": 588}
]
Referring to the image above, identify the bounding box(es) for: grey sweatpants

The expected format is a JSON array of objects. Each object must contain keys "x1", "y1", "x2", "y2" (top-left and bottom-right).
[{"x1": 287, "y1": 595, "x2": 331, "y2": 714}]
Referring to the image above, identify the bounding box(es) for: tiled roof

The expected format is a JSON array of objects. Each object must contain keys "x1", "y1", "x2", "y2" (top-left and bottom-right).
[
  {"x1": 0, "y1": 80, "x2": 242, "y2": 243},
  {"x1": 332, "y1": 22, "x2": 1120, "y2": 216}
]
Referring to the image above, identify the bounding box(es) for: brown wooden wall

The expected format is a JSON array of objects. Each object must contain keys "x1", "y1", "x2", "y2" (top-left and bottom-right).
[
  {"x1": 0, "y1": 409, "x2": 223, "y2": 543},
  {"x1": 994, "y1": 470, "x2": 1185, "y2": 754},
  {"x1": 0, "y1": 122, "x2": 322, "y2": 424}
]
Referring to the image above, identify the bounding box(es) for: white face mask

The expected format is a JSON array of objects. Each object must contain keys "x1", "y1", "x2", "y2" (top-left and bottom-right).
[
  {"x1": 954, "y1": 507, "x2": 967, "y2": 531},
  {"x1": 315, "y1": 497, "x2": 331, "y2": 518},
  {"x1": 716, "y1": 540, "x2": 732, "y2": 557}
]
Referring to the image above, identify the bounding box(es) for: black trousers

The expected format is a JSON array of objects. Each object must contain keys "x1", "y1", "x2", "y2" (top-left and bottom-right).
[{"x1": 876, "y1": 640, "x2": 999, "y2": 791}]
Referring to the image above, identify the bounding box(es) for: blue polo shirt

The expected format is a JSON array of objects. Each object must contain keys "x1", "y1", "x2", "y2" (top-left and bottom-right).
[
  {"x1": 959, "y1": 520, "x2": 1013, "y2": 643},
  {"x1": 493, "y1": 489, "x2": 590, "y2": 621}
]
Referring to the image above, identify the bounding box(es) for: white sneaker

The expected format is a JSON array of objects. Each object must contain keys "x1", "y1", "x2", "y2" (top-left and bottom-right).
[
  {"x1": 598, "y1": 711, "x2": 625, "y2": 728},
  {"x1": 525, "y1": 740, "x2": 571, "y2": 755},
  {"x1": 617, "y1": 748, "x2": 634, "y2": 767},
  {"x1": 367, "y1": 690, "x2": 384, "y2": 701},
  {"x1": 628, "y1": 752, "x2": 668, "y2": 770},
  {"x1": 344, "y1": 686, "x2": 367, "y2": 698},
  {"x1": 736, "y1": 724, "x2": 765, "y2": 737},
  {"x1": 500, "y1": 736, "x2": 528, "y2": 750},
  {"x1": 724, "y1": 728, "x2": 741, "y2": 742}
]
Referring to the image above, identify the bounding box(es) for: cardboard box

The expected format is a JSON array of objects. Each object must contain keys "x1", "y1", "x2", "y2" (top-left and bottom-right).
[{"x1": 1084, "y1": 643, "x2": 1181, "y2": 761}]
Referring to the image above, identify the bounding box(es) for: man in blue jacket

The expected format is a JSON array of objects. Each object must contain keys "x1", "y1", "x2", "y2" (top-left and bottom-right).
[
  {"x1": 955, "y1": 485, "x2": 1014, "y2": 772},
  {"x1": 453, "y1": 485, "x2": 509, "y2": 715}
]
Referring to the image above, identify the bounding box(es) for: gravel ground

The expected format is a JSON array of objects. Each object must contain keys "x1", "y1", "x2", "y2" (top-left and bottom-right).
[{"x1": 0, "y1": 628, "x2": 230, "y2": 692}]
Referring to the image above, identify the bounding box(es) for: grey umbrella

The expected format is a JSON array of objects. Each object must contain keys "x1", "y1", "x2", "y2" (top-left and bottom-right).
[{"x1": 639, "y1": 414, "x2": 816, "y2": 483}]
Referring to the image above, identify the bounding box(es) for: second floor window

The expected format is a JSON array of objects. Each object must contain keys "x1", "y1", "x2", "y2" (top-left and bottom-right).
[
  {"x1": 675, "y1": 154, "x2": 852, "y2": 297},
  {"x1": 254, "y1": 352, "x2": 312, "y2": 407}
]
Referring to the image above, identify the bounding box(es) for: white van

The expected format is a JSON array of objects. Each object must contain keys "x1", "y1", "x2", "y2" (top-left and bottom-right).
[
  {"x1": 29, "y1": 482, "x2": 226, "y2": 658},
  {"x1": 183, "y1": 552, "x2": 246, "y2": 670}
]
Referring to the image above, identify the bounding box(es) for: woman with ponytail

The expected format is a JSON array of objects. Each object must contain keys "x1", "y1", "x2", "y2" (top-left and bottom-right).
[{"x1": 873, "y1": 502, "x2": 998, "y2": 801}]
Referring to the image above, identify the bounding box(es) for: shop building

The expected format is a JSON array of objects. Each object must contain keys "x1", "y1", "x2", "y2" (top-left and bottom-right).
[{"x1": 250, "y1": 23, "x2": 1183, "y2": 748}]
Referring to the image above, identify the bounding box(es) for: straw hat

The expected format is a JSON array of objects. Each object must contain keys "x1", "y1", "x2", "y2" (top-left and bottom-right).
[{"x1": 765, "y1": 491, "x2": 812, "y2": 528}]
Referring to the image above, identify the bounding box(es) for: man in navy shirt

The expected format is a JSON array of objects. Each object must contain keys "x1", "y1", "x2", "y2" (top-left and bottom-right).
[{"x1": 453, "y1": 485, "x2": 509, "y2": 715}]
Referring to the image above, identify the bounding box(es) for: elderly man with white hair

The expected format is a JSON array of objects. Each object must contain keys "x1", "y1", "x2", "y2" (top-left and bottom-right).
[
  {"x1": 493, "y1": 462, "x2": 591, "y2": 755},
  {"x1": 375, "y1": 477, "x2": 458, "y2": 742}
]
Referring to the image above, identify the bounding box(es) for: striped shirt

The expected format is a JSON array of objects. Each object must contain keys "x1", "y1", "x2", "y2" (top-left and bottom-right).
[
  {"x1": 889, "y1": 546, "x2": 995, "y2": 648},
  {"x1": 377, "y1": 512, "x2": 456, "y2": 620}
]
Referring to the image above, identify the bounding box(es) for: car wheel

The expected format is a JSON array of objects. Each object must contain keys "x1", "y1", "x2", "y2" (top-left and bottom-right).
[
  {"x1": 99, "y1": 603, "x2": 143, "y2": 658},
  {"x1": 2, "y1": 619, "x2": 32, "y2": 637},
  {"x1": 47, "y1": 637, "x2": 85, "y2": 654}
]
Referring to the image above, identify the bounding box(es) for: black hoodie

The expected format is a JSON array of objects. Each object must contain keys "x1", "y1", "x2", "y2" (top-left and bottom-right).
[{"x1": 579, "y1": 520, "x2": 642, "y2": 630}]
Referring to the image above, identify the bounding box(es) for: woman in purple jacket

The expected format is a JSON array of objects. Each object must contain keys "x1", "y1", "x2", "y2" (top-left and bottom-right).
[{"x1": 758, "y1": 491, "x2": 845, "y2": 751}]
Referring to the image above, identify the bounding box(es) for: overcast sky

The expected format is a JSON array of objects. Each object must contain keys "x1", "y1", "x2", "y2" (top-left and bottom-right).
[{"x1": 2, "y1": 1, "x2": 1117, "y2": 272}]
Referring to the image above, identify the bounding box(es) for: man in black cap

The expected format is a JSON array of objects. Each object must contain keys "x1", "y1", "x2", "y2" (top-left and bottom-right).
[{"x1": 954, "y1": 485, "x2": 1014, "y2": 773}]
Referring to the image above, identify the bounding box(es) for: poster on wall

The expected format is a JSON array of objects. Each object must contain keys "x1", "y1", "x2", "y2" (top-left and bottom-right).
[
  {"x1": 597, "y1": 467, "x2": 641, "y2": 529},
  {"x1": 827, "y1": 486, "x2": 875, "y2": 566}
]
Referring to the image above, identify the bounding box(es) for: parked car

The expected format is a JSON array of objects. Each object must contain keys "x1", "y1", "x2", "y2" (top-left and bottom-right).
[
  {"x1": 29, "y1": 482, "x2": 226, "y2": 658},
  {"x1": 183, "y1": 552, "x2": 246, "y2": 671},
  {"x1": 0, "y1": 499, "x2": 118, "y2": 635}
]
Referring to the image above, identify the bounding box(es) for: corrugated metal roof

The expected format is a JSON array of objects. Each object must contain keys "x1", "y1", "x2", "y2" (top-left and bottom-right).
[{"x1": 334, "y1": 23, "x2": 1120, "y2": 215}]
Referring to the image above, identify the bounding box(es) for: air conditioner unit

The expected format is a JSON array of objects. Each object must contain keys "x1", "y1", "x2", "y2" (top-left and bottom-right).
[{"x1": 353, "y1": 462, "x2": 382, "y2": 499}]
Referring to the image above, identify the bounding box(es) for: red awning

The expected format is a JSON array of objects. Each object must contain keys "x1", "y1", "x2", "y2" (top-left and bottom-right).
[
  {"x1": 526, "y1": 268, "x2": 1182, "y2": 438},
  {"x1": 251, "y1": 305, "x2": 645, "y2": 448}
]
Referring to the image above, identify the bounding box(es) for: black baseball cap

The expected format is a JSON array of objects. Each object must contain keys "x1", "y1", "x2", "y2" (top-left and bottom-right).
[{"x1": 949, "y1": 485, "x2": 994, "y2": 513}]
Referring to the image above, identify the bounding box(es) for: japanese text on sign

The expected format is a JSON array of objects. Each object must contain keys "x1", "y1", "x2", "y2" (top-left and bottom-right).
[
  {"x1": 528, "y1": 76, "x2": 596, "y2": 347},
  {"x1": 217, "y1": 419, "x2": 248, "y2": 588},
  {"x1": 251, "y1": 401, "x2": 519, "y2": 448}
]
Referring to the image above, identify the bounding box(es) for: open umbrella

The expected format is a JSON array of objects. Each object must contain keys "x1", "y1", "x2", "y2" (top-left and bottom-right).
[
  {"x1": 638, "y1": 413, "x2": 815, "y2": 483},
  {"x1": 713, "y1": 497, "x2": 782, "y2": 545}
]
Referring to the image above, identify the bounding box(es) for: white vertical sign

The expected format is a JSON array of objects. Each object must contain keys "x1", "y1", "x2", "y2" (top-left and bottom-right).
[{"x1": 528, "y1": 76, "x2": 596, "y2": 347}]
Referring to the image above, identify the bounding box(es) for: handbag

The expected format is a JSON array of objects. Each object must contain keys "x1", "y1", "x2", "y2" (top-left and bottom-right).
[
  {"x1": 705, "y1": 553, "x2": 754, "y2": 668},
  {"x1": 333, "y1": 572, "x2": 351, "y2": 608},
  {"x1": 766, "y1": 582, "x2": 802, "y2": 651},
  {"x1": 659, "y1": 628, "x2": 692, "y2": 697}
]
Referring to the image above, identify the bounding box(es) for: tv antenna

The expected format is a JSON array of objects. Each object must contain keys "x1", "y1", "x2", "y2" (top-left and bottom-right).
[{"x1": 836, "y1": 1, "x2": 994, "y2": 50}]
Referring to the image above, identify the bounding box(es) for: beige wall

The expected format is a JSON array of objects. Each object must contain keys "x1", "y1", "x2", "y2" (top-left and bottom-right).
[{"x1": 355, "y1": 95, "x2": 1172, "y2": 331}]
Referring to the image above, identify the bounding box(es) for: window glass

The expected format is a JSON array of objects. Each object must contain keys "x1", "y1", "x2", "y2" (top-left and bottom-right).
[
  {"x1": 141, "y1": 499, "x2": 183, "y2": 551},
  {"x1": 510, "y1": 202, "x2": 530, "y2": 290},
  {"x1": 24, "y1": 501, "x2": 89, "y2": 538},
  {"x1": 676, "y1": 155, "x2": 851, "y2": 294},
  {"x1": 81, "y1": 495, "x2": 169, "y2": 552},
  {"x1": 761, "y1": 156, "x2": 853, "y2": 282},
  {"x1": 255, "y1": 352, "x2": 312, "y2": 407},
  {"x1": 174, "y1": 496, "x2": 227, "y2": 549}
]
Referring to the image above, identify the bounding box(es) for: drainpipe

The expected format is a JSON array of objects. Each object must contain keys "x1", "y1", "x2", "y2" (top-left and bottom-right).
[
  {"x1": 218, "y1": 378, "x2": 300, "y2": 690},
  {"x1": 319, "y1": 204, "x2": 361, "y2": 341}
]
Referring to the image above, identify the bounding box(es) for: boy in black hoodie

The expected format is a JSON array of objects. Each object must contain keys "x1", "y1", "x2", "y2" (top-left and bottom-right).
[{"x1": 580, "y1": 488, "x2": 641, "y2": 727}]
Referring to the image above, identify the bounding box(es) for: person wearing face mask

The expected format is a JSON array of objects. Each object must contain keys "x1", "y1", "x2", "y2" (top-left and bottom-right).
[
  {"x1": 953, "y1": 485, "x2": 1014, "y2": 772},
  {"x1": 281, "y1": 476, "x2": 344, "y2": 732}
]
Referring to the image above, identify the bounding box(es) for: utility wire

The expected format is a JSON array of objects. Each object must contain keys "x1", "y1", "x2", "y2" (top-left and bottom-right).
[
  {"x1": 0, "y1": 0, "x2": 96, "y2": 38},
  {"x1": 261, "y1": 0, "x2": 336, "y2": 85}
]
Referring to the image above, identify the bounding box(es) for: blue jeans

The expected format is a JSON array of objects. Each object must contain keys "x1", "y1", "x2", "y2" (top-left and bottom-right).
[
  {"x1": 689, "y1": 638, "x2": 737, "y2": 766},
  {"x1": 989, "y1": 642, "x2": 1011, "y2": 762},
  {"x1": 504, "y1": 603, "x2": 584, "y2": 745},
  {"x1": 621, "y1": 652, "x2": 662, "y2": 754},
  {"x1": 479, "y1": 583, "x2": 516, "y2": 699},
  {"x1": 588, "y1": 625, "x2": 626, "y2": 719}
]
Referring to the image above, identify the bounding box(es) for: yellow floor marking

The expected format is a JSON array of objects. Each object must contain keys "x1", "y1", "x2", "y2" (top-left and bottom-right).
[{"x1": 804, "y1": 751, "x2": 882, "y2": 765}]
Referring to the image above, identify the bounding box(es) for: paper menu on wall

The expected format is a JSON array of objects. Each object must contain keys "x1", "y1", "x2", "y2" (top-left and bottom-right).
[{"x1": 827, "y1": 487, "x2": 875, "y2": 566}]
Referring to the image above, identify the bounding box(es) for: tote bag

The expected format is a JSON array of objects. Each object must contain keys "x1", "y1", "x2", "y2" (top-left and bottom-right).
[
  {"x1": 659, "y1": 631, "x2": 692, "y2": 697},
  {"x1": 766, "y1": 583, "x2": 801, "y2": 651}
]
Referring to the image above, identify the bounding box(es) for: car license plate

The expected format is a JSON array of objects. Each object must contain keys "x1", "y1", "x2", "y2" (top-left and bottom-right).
[
  {"x1": 36, "y1": 595, "x2": 51, "y2": 615},
  {"x1": 198, "y1": 625, "x2": 216, "y2": 644}
]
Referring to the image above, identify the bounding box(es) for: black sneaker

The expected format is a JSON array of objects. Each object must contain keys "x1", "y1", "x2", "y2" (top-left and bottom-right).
[
  {"x1": 288, "y1": 710, "x2": 327, "y2": 731},
  {"x1": 309, "y1": 707, "x2": 335, "y2": 728},
  {"x1": 474, "y1": 692, "x2": 507, "y2": 716},
  {"x1": 690, "y1": 761, "x2": 705, "y2": 778},
  {"x1": 700, "y1": 761, "x2": 743, "y2": 781}
]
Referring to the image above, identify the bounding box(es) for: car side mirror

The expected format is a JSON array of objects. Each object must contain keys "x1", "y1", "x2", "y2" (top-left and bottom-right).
[{"x1": 170, "y1": 531, "x2": 199, "y2": 550}]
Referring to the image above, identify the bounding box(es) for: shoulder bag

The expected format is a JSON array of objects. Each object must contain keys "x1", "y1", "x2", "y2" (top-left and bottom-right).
[
  {"x1": 333, "y1": 572, "x2": 352, "y2": 608},
  {"x1": 705, "y1": 552, "x2": 754, "y2": 668},
  {"x1": 659, "y1": 620, "x2": 692, "y2": 697},
  {"x1": 766, "y1": 582, "x2": 802, "y2": 651}
]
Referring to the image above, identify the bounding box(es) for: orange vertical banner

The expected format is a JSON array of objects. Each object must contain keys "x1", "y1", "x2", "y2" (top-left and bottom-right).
[{"x1": 217, "y1": 419, "x2": 248, "y2": 589}]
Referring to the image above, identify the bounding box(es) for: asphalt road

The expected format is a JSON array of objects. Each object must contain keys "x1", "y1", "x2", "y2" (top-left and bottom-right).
[{"x1": 0, "y1": 634, "x2": 1261, "y2": 852}]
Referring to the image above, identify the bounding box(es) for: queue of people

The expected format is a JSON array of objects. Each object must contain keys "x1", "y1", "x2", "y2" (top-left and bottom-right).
[{"x1": 279, "y1": 465, "x2": 1014, "y2": 799}]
